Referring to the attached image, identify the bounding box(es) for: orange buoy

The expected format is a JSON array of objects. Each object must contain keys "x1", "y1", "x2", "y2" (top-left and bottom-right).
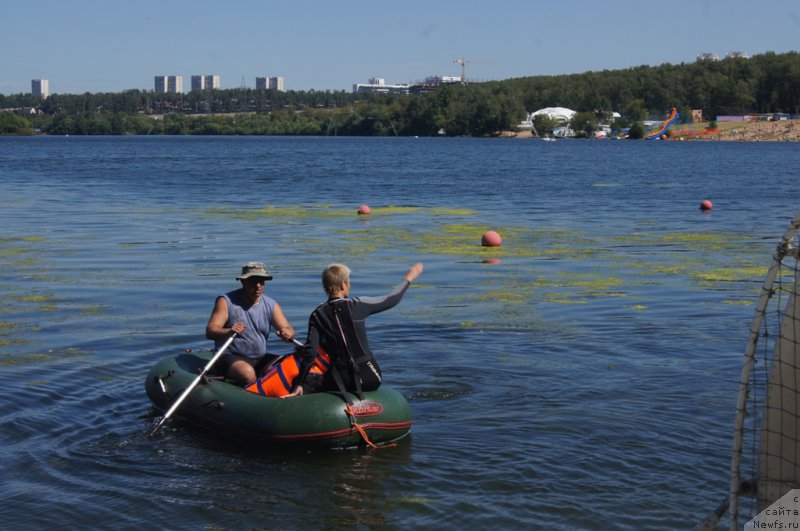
[
  {"x1": 699, "y1": 200, "x2": 713, "y2": 211},
  {"x1": 481, "y1": 231, "x2": 502, "y2": 247},
  {"x1": 357, "y1": 205, "x2": 371, "y2": 215},
  {"x1": 482, "y1": 258, "x2": 501, "y2": 265}
]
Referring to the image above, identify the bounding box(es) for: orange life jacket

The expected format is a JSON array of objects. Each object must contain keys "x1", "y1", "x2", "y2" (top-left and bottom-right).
[{"x1": 246, "y1": 349, "x2": 330, "y2": 397}]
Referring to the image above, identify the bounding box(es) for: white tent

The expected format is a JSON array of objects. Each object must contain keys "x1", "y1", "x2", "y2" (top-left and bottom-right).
[{"x1": 530, "y1": 107, "x2": 577, "y2": 123}]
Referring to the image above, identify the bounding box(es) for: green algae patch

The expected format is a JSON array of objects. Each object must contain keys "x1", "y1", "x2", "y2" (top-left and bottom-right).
[
  {"x1": 428, "y1": 207, "x2": 476, "y2": 216},
  {"x1": 204, "y1": 204, "x2": 474, "y2": 222},
  {"x1": 343, "y1": 244, "x2": 379, "y2": 255},
  {"x1": 611, "y1": 230, "x2": 763, "y2": 255},
  {"x1": 13, "y1": 295, "x2": 56, "y2": 303},
  {"x1": 651, "y1": 231, "x2": 766, "y2": 256},
  {"x1": 331, "y1": 222, "x2": 500, "y2": 258},
  {"x1": 0, "y1": 347, "x2": 94, "y2": 367},
  {"x1": 647, "y1": 264, "x2": 690, "y2": 276},
  {"x1": 367, "y1": 206, "x2": 474, "y2": 216},
  {"x1": 0, "y1": 352, "x2": 54, "y2": 366},
  {"x1": 567, "y1": 277, "x2": 625, "y2": 291},
  {"x1": 300, "y1": 238, "x2": 327, "y2": 246},
  {"x1": 0, "y1": 235, "x2": 46, "y2": 259},
  {"x1": 0, "y1": 235, "x2": 45, "y2": 244},
  {"x1": 11, "y1": 257, "x2": 43, "y2": 268},
  {"x1": 0, "y1": 321, "x2": 26, "y2": 348},
  {"x1": 531, "y1": 273, "x2": 625, "y2": 292},
  {"x1": 63, "y1": 347, "x2": 93, "y2": 356},
  {"x1": 206, "y1": 204, "x2": 347, "y2": 221},
  {"x1": 369, "y1": 206, "x2": 420, "y2": 215},
  {"x1": 7, "y1": 294, "x2": 60, "y2": 312},
  {"x1": 527, "y1": 273, "x2": 631, "y2": 305},
  {"x1": 79, "y1": 305, "x2": 107, "y2": 316},
  {"x1": 0, "y1": 338, "x2": 28, "y2": 347},
  {"x1": 689, "y1": 265, "x2": 767, "y2": 283},
  {"x1": 410, "y1": 224, "x2": 576, "y2": 259},
  {"x1": 398, "y1": 496, "x2": 438, "y2": 505},
  {"x1": 657, "y1": 232, "x2": 745, "y2": 249},
  {"x1": 476, "y1": 290, "x2": 528, "y2": 304},
  {"x1": 661, "y1": 232, "x2": 726, "y2": 243},
  {"x1": 204, "y1": 204, "x2": 606, "y2": 262},
  {"x1": 0, "y1": 305, "x2": 28, "y2": 315},
  {"x1": 338, "y1": 227, "x2": 416, "y2": 242},
  {"x1": 544, "y1": 293, "x2": 588, "y2": 304},
  {"x1": 205, "y1": 204, "x2": 475, "y2": 233},
  {"x1": 0, "y1": 247, "x2": 30, "y2": 258}
]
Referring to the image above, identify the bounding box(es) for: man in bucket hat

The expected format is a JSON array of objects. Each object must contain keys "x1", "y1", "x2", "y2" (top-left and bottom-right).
[{"x1": 205, "y1": 262, "x2": 296, "y2": 386}]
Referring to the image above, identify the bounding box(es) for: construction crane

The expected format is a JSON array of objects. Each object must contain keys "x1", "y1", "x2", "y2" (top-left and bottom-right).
[
  {"x1": 453, "y1": 57, "x2": 499, "y2": 85},
  {"x1": 454, "y1": 58, "x2": 470, "y2": 85}
]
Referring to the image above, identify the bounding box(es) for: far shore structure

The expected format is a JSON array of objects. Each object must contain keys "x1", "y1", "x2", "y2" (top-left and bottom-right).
[{"x1": 510, "y1": 106, "x2": 800, "y2": 142}]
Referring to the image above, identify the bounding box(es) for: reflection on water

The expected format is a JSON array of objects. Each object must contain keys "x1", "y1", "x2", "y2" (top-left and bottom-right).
[{"x1": 1, "y1": 136, "x2": 799, "y2": 528}]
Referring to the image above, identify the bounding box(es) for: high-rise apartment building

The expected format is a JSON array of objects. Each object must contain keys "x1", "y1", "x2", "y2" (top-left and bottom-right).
[
  {"x1": 154, "y1": 75, "x2": 184, "y2": 94},
  {"x1": 191, "y1": 75, "x2": 221, "y2": 91},
  {"x1": 255, "y1": 76, "x2": 285, "y2": 92},
  {"x1": 32, "y1": 79, "x2": 49, "y2": 98}
]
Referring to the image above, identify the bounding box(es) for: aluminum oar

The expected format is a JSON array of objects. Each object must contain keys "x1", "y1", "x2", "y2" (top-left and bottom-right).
[{"x1": 146, "y1": 331, "x2": 237, "y2": 437}]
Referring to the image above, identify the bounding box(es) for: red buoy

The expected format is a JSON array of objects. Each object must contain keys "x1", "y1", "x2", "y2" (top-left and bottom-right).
[
  {"x1": 699, "y1": 200, "x2": 713, "y2": 211},
  {"x1": 481, "y1": 231, "x2": 502, "y2": 247},
  {"x1": 357, "y1": 204, "x2": 371, "y2": 215}
]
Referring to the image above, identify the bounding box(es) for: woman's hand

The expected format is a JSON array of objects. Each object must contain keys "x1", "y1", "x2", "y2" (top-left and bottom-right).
[
  {"x1": 405, "y1": 263, "x2": 424, "y2": 283},
  {"x1": 281, "y1": 386, "x2": 303, "y2": 399}
]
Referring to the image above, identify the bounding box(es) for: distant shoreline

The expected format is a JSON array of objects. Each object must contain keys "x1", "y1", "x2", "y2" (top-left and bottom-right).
[
  {"x1": 505, "y1": 119, "x2": 800, "y2": 141},
  {"x1": 672, "y1": 119, "x2": 800, "y2": 141}
]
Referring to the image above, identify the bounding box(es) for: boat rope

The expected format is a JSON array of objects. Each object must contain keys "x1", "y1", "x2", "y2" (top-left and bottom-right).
[
  {"x1": 344, "y1": 405, "x2": 383, "y2": 449},
  {"x1": 327, "y1": 350, "x2": 394, "y2": 449}
]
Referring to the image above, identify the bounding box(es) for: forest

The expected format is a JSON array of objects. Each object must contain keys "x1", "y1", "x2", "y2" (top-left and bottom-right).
[{"x1": 1, "y1": 51, "x2": 798, "y2": 137}]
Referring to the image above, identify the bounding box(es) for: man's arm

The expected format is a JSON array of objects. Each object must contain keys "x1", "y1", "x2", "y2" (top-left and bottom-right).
[
  {"x1": 206, "y1": 296, "x2": 243, "y2": 340},
  {"x1": 271, "y1": 302, "x2": 295, "y2": 342}
]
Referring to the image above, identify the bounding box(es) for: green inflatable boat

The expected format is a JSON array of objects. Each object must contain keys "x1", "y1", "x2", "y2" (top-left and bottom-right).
[{"x1": 144, "y1": 352, "x2": 413, "y2": 448}]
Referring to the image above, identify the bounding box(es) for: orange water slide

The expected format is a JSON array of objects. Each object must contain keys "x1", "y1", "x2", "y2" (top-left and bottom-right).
[{"x1": 645, "y1": 107, "x2": 677, "y2": 139}]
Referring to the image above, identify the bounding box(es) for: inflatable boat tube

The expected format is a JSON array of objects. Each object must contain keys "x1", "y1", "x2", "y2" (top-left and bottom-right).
[{"x1": 145, "y1": 352, "x2": 412, "y2": 448}]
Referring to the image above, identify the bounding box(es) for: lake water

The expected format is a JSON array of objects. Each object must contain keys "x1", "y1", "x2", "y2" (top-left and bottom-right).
[{"x1": 1, "y1": 136, "x2": 798, "y2": 529}]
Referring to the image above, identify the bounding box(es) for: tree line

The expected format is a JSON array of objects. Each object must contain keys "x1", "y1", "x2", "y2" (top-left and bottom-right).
[{"x1": 1, "y1": 51, "x2": 798, "y2": 137}]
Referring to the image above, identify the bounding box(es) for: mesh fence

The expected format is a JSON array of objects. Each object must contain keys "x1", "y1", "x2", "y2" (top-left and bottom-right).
[{"x1": 731, "y1": 214, "x2": 800, "y2": 529}]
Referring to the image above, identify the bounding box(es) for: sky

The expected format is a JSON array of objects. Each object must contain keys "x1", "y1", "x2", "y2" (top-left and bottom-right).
[{"x1": 2, "y1": 0, "x2": 799, "y2": 95}]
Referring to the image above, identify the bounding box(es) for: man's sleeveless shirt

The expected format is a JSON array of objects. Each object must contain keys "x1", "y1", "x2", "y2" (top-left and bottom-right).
[{"x1": 215, "y1": 289, "x2": 276, "y2": 358}]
